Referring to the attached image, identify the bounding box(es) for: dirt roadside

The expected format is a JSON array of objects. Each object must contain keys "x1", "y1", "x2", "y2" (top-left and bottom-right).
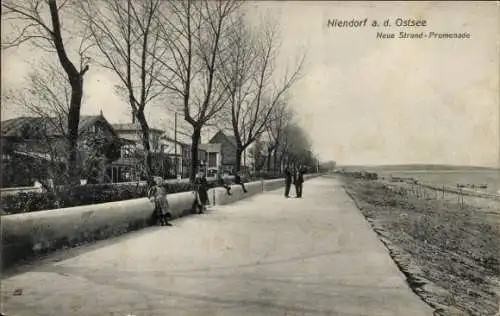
[{"x1": 341, "y1": 176, "x2": 500, "y2": 316}]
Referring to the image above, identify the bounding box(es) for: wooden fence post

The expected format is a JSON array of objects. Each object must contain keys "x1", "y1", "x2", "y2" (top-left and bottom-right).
[{"x1": 460, "y1": 189, "x2": 464, "y2": 208}]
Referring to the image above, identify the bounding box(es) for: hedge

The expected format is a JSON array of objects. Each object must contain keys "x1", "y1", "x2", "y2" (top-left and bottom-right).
[
  {"x1": 0, "y1": 172, "x2": 288, "y2": 216},
  {"x1": 0, "y1": 180, "x2": 219, "y2": 216}
]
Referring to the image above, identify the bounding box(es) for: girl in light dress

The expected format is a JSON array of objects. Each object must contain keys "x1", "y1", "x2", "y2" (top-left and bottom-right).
[{"x1": 148, "y1": 177, "x2": 172, "y2": 226}]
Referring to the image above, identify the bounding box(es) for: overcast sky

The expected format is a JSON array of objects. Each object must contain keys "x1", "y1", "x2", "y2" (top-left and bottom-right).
[{"x1": 2, "y1": 1, "x2": 499, "y2": 167}]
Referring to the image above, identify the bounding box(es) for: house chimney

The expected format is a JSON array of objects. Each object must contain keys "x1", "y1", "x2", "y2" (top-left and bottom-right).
[{"x1": 99, "y1": 109, "x2": 103, "y2": 117}]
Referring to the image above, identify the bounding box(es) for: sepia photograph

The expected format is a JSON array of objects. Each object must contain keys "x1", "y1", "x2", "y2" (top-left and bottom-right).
[{"x1": 0, "y1": 1, "x2": 498, "y2": 315}]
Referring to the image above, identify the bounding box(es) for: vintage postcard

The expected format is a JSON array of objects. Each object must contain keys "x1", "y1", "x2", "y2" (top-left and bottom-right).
[{"x1": 1, "y1": 1, "x2": 498, "y2": 315}]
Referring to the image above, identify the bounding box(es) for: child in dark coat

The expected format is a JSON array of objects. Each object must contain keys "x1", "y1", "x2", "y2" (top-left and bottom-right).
[
  {"x1": 217, "y1": 169, "x2": 232, "y2": 195},
  {"x1": 234, "y1": 171, "x2": 248, "y2": 193},
  {"x1": 192, "y1": 172, "x2": 209, "y2": 214}
]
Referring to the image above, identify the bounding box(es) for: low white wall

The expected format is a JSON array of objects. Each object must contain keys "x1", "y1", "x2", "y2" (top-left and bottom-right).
[
  {"x1": 0, "y1": 186, "x2": 43, "y2": 196},
  {"x1": 1, "y1": 174, "x2": 321, "y2": 269}
]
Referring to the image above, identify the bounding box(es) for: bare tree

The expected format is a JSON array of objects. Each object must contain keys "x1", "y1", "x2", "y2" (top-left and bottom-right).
[
  {"x1": 275, "y1": 122, "x2": 312, "y2": 172},
  {"x1": 3, "y1": 64, "x2": 68, "y2": 193},
  {"x1": 2, "y1": 62, "x2": 119, "y2": 199},
  {"x1": 2, "y1": 0, "x2": 92, "y2": 184},
  {"x1": 265, "y1": 99, "x2": 294, "y2": 174},
  {"x1": 248, "y1": 136, "x2": 267, "y2": 173},
  {"x1": 154, "y1": 0, "x2": 240, "y2": 181},
  {"x1": 78, "y1": 0, "x2": 167, "y2": 184},
  {"x1": 220, "y1": 13, "x2": 305, "y2": 173}
]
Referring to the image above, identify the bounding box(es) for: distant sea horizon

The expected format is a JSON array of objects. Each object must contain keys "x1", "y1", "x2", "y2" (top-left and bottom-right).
[
  {"x1": 338, "y1": 164, "x2": 499, "y2": 171},
  {"x1": 337, "y1": 164, "x2": 500, "y2": 194}
]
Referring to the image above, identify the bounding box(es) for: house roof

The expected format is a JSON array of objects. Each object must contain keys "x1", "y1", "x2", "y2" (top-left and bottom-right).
[
  {"x1": 199, "y1": 143, "x2": 222, "y2": 152},
  {"x1": 112, "y1": 123, "x2": 164, "y2": 135},
  {"x1": 161, "y1": 134, "x2": 188, "y2": 146},
  {"x1": 1, "y1": 115, "x2": 116, "y2": 138},
  {"x1": 226, "y1": 135, "x2": 237, "y2": 146},
  {"x1": 119, "y1": 137, "x2": 136, "y2": 145},
  {"x1": 111, "y1": 123, "x2": 196, "y2": 147},
  {"x1": 209, "y1": 130, "x2": 237, "y2": 147}
]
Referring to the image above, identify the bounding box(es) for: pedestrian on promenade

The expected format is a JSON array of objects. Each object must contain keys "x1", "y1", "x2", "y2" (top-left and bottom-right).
[
  {"x1": 294, "y1": 167, "x2": 304, "y2": 198},
  {"x1": 217, "y1": 168, "x2": 232, "y2": 196},
  {"x1": 284, "y1": 167, "x2": 292, "y2": 198},
  {"x1": 234, "y1": 171, "x2": 248, "y2": 193},
  {"x1": 148, "y1": 177, "x2": 172, "y2": 226},
  {"x1": 192, "y1": 171, "x2": 209, "y2": 214}
]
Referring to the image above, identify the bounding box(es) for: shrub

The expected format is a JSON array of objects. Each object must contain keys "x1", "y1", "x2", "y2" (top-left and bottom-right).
[
  {"x1": 1, "y1": 191, "x2": 58, "y2": 214},
  {"x1": 0, "y1": 179, "x2": 220, "y2": 215}
]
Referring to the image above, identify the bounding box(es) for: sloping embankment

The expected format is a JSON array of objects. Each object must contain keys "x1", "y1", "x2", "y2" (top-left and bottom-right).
[{"x1": 342, "y1": 177, "x2": 500, "y2": 316}]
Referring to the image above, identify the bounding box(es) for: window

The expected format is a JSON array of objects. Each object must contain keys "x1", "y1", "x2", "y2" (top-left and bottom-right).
[
  {"x1": 182, "y1": 146, "x2": 189, "y2": 159},
  {"x1": 199, "y1": 150, "x2": 206, "y2": 162},
  {"x1": 93, "y1": 124, "x2": 104, "y2": 135},
  {"x1": 16, "y1": 143, "x2": 28, "y2": 152},
  {"x1": 208, "y1": 152, "x2": 217, "y2": 167},
  {"x1": 121, "y1": 144, "x2": 135, "y2": 158},
  {"x1": 80, "y1": 140, "x2": 89, "y2": 151}
]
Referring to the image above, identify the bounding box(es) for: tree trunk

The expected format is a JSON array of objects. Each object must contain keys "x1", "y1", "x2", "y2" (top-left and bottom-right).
[
  {"x1": 235, "y1": 146, "x2": 243, "y2": 173},
  {"x1": 136, "y1": 111, "x2": 153, "y2": 185},
  {"x1": 66, "y1": 84, "x2": 83, "y2": 185},
  {"x1": 48, "y1": 0, "x2": 89, "y2": 185},
  {"x1": 266, "y1": 147, "x2": 272, "y2": 172},
  {"x1": 189, "y1": 127, "x2": 202, "y2": 182},
  {"x1": 257, "y1": 157, "x2": 265, "y2": 172},
  {"x1": 272, "y1": 148, "x2": 278, "y2": 175}
]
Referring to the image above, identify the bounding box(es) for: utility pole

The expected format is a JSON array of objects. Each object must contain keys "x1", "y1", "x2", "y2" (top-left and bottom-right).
[{"x1": 174, "y1": 111, "x2": 178, "y2": 177}]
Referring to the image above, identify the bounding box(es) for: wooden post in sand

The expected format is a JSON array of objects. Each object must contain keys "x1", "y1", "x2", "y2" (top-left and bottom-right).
[{"x1": 460, "y1": 189, "x2": 464, "y2": 208}]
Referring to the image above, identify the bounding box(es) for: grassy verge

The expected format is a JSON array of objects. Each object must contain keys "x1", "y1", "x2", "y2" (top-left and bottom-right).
[{"x1": 341, "y1": 176, "x2": 500, "y2": 316}]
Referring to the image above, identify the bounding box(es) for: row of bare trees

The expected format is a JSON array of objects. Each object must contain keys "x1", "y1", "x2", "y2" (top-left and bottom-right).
[{"x1": 2, "y1": 0, "x2": 310, "y2": 185}]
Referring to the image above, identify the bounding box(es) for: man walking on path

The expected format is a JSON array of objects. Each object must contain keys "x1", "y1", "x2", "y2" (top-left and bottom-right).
[
  {"x1": 294, "y1": 167, "x2": 304, "y2": 198},
  {"x1": 284, "y1": 167, "x2": 292, "y2": 198}
]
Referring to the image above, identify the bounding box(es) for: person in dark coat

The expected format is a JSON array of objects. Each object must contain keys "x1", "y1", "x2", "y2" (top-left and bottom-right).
[
  {"x1": 293, "y1": 167, "x2": 304, "y2": 198},
  {"x1": 284, "y1": 167, "x2": 292, "y2": 198},
  {"x1": 234, "y1": 171, "x2": 248, "y2": 193},
  {"x1": 192, "y1": 171, "x2": 209, "y2": 213},
  {"x1": 217, "y1": 169, "x2": 232, "y2": 196}
]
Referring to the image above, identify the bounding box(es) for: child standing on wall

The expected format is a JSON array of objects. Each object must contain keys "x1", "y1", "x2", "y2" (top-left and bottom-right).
[{"x1": 148, "y1": 177, "x2": 172, "y2": 226}]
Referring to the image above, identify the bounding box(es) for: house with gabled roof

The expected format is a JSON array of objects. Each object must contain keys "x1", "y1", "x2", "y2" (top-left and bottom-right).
[
  {"x1": 1, "y1": 113, "x2": 120, "y2": 187},
  {"x1": 111, "y1": 123, "x2": 207, "y2": 180},
  {"x1": 202, "y1": 130, "x2": 254, "y2": 174}
]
